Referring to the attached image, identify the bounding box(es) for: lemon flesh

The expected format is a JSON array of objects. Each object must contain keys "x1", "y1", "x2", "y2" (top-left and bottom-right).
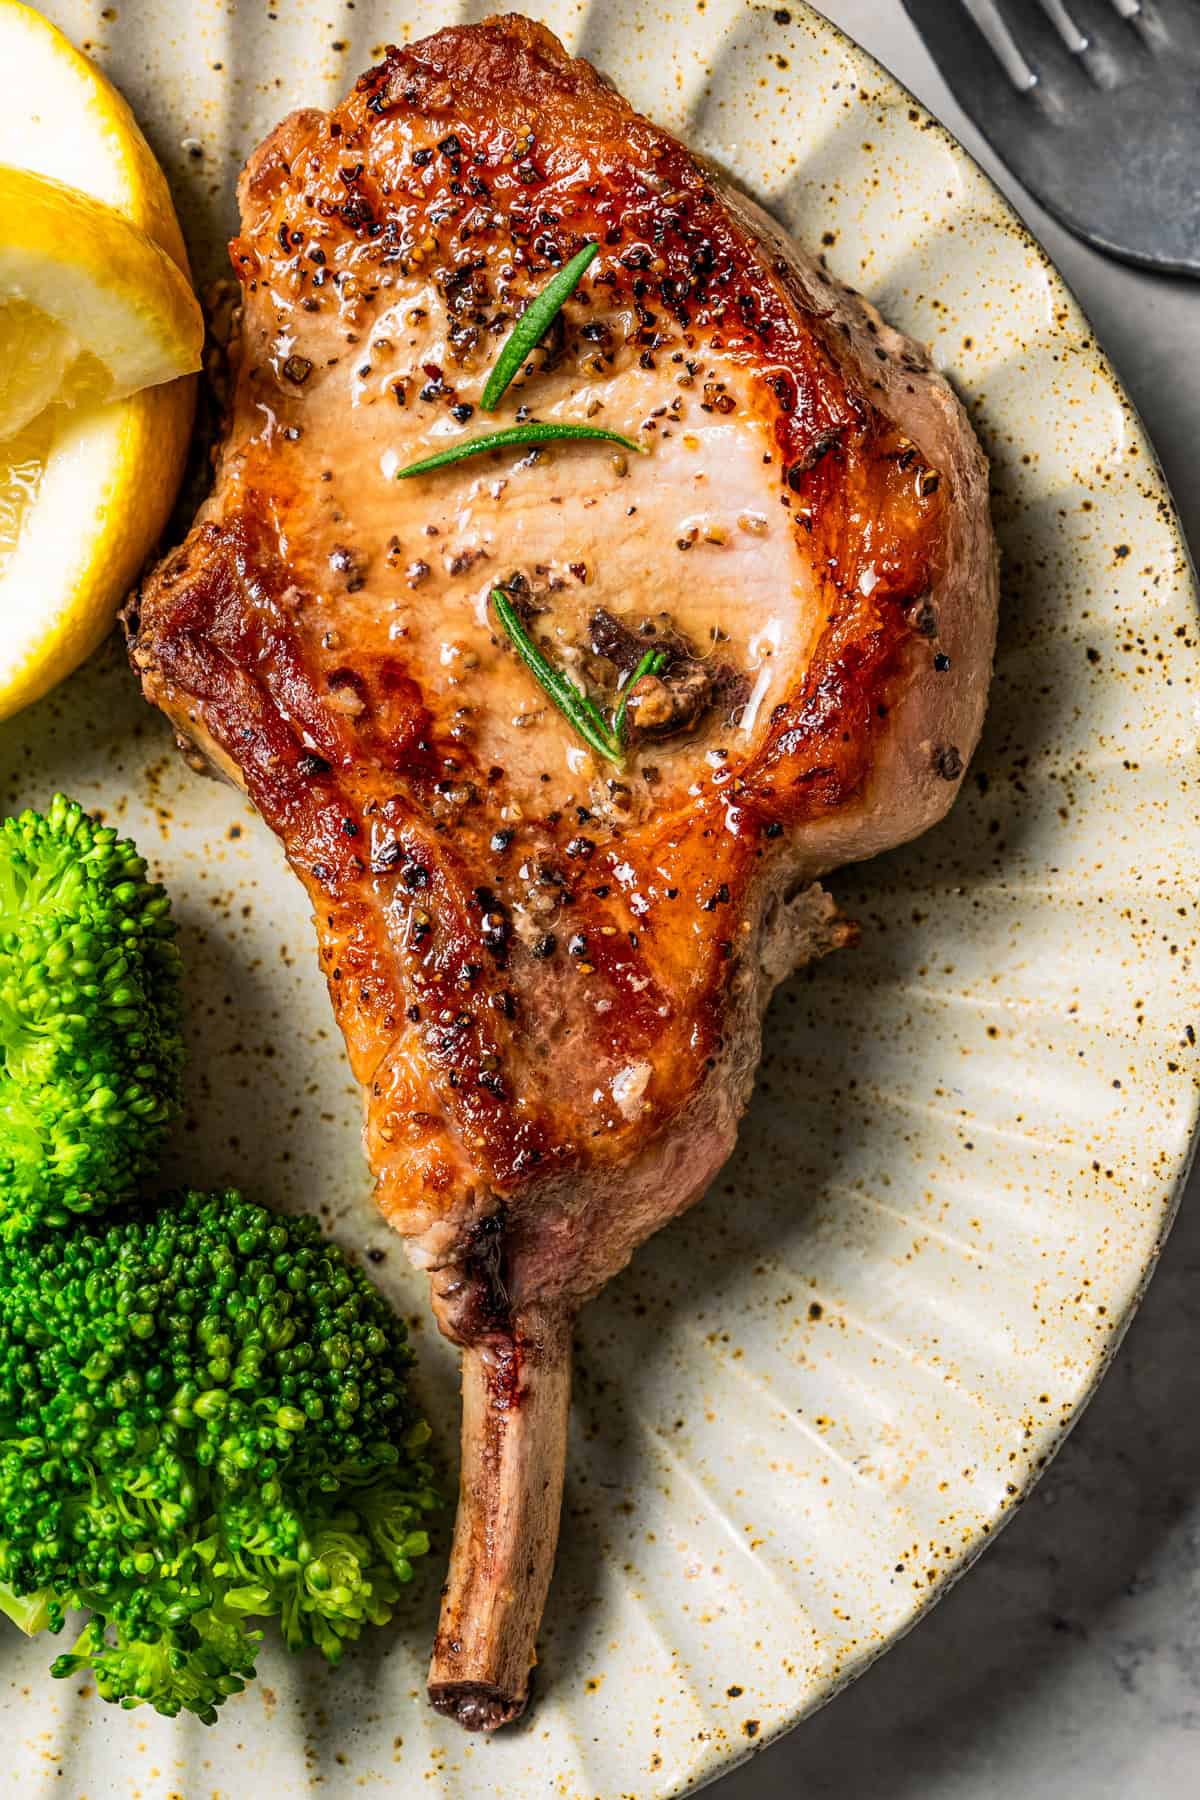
[{"x1": 0, "y1": 0, "x2": 199, "y2": 723}]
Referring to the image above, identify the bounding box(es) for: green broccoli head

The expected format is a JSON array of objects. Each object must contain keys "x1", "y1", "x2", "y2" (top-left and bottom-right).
[
  {"x1": 0, "y1": 794, "x2": 184, "y2": 1237},
  {"x1": 0, "y1": 1190, "x2": 438, "y2": 1724}
]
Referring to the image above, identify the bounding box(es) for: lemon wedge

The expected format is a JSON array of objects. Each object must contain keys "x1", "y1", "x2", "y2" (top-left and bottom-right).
[
  {"x1": 0, "y1": 167, "x2": 202, "y2": 436},
  {"x1": 0, "y1": 0, "x2": 201, "y2": 723}
]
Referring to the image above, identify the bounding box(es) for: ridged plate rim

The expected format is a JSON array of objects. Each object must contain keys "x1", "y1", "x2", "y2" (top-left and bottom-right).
[{"x1": 3, "y1": 1, "x2": 1198, "y2": 1795}]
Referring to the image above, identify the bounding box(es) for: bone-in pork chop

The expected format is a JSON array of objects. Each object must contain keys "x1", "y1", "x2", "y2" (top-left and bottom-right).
[{"x1": 129, "y1": 15, "x2": 997, "y2": 1731}]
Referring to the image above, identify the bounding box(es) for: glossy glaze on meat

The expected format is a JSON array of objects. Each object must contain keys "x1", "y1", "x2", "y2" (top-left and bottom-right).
[{"x1": 129, "y1": 15, "x2": 997, "y2": 1730}]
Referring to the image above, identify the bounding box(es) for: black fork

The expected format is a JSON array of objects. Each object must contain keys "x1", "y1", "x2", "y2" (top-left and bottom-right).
[{"x1": 901, "y1": 0, "x2": 1200, "y2": 273}]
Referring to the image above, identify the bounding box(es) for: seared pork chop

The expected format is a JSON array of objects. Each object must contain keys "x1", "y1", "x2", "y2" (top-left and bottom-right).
[{"x1": 129, "y1": 15, "x2": 997, "y2": 1730}]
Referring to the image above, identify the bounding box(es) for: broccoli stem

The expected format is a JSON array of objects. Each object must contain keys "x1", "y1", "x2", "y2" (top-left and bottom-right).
[{"x1": 0, "y1": 1579, "x2": 54, "y2": 1636}]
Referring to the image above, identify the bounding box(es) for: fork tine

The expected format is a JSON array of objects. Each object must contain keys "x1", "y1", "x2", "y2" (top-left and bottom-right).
[
  {"x1": 901, "y1": 0, "x2": 1041, "y2": 104},
  {"x1": 956, "y1": 0, "x2": 1037, "y2": 89},
  {"x1": 998, "y1": 0, "x2": 1127, "y2": 88},
  {"x1": 1051, "y1": 0, "x2": 1177, "y2": 78},
  {"x1": 995, "y1": 0, "x2": 1088, "y2": 68},
  {"x1": 1038, "y1": 0, "x2": 1089, "y2": 51},
  {"x1": 982, "y1": 0, "x2": 1090, "y2": 99},
  {"x1": 1070, "y1": 0, "x2": 1170, "y2": 49}
]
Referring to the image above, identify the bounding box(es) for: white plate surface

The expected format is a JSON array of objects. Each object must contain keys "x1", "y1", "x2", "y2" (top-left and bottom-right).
[{"x1": 2, "y1": 2, "x2": 1199, "y2": 1796}]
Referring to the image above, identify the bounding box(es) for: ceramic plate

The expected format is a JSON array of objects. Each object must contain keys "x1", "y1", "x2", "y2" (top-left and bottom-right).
[{"x1": 4, "y1": 2, "x2": 1198, "y2": 1795}]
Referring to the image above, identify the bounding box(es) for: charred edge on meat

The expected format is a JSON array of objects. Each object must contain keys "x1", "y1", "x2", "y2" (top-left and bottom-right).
[
  {"x1": 429, "y1": 1681, "x2": 524, "y2": 1732},
  {"x1": 436, "y1": 1210, "x2": 513, "y2": 1345}
]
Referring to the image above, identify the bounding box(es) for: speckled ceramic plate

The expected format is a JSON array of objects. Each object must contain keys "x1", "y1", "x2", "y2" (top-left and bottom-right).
[{"x1": 3, "y1": 2, "x2": 1198, "y2": 1795}]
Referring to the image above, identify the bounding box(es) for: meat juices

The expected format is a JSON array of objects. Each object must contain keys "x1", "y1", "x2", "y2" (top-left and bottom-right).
[{"x1": 129, "y1": 16, "x2": 998, "y2": 1730}]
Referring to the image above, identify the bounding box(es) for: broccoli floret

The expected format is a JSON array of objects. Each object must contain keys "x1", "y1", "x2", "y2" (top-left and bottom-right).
[
  {"x1": 0, "y1": 794, "x2": 183, "y2": 1237},
  {"x1": 0, "y1": 1190, "x2": 438, "y2": 1724}
]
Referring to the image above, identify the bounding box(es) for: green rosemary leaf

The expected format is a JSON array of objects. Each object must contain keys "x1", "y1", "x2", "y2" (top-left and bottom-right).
[
  {"x1": 612, "y1": 648, "x2": 668, "y2": 744},
  {"x1": 394, "y1": 421, "x2": 643, "y2": 480},
  {"x1": 491, "y1": 588, "x2": 623, "y2": 765},
  {"x1": 482, "y1": 242, "x2": 600, "y2": 412}
]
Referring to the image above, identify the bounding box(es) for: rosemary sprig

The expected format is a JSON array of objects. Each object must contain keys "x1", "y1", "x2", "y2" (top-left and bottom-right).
[
  {"x1": 492, "y1": 588, "x2": 622, "y2": 763},
  {"x1": 394, "y1": 421, "x2": 643, "y2": 480},
  {"x1": 491, "y1": 591, "x2": 669, "y2": 765},
  {"x1": 482, "y1": 241, "x2": 600, "y2": 412}
]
